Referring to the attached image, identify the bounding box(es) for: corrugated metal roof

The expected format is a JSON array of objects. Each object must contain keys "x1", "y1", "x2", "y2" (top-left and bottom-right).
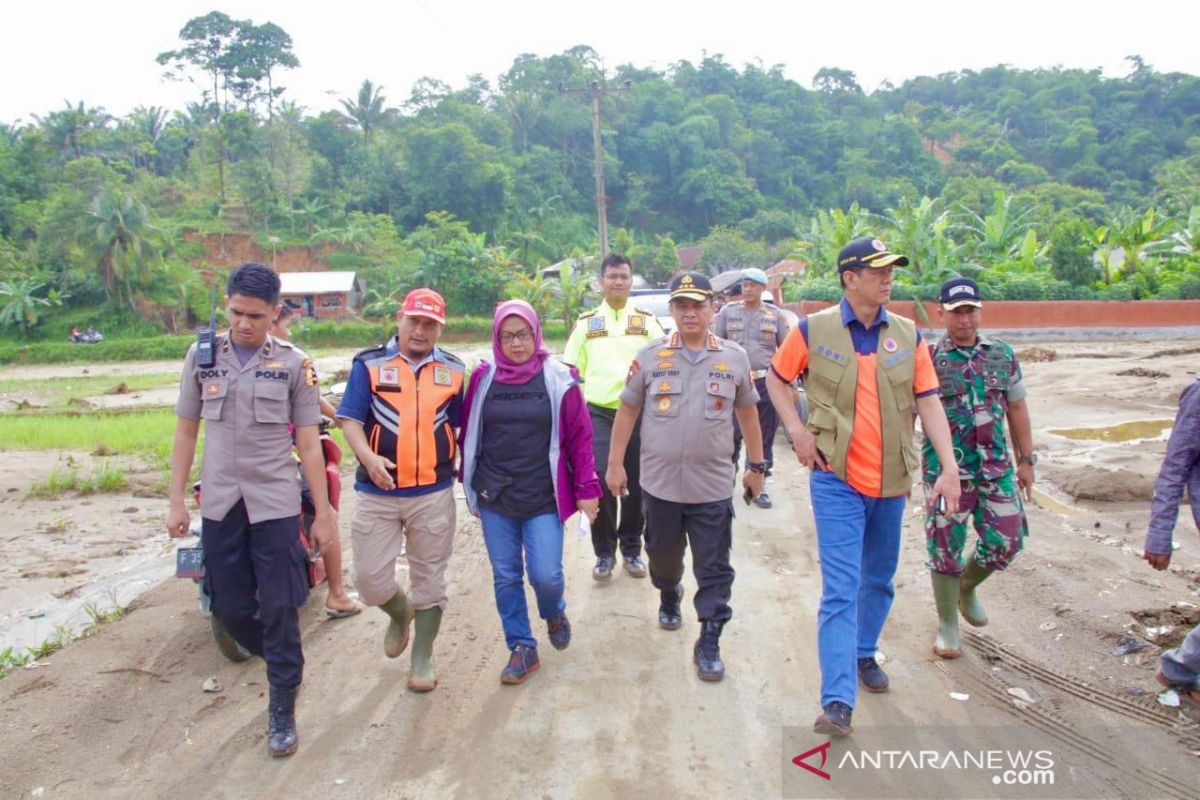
[{"x1": 279, "y1": 271, "x2": 357, "y2": 294}]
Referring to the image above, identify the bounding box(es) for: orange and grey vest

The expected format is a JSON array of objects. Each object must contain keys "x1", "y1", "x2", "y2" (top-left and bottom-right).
[
  {"x1": 805, "y1": 306, "x2": 918, "y2": 497},
  {"x1": 353, "y1": 344, "x2": 465, "y2": 490}
]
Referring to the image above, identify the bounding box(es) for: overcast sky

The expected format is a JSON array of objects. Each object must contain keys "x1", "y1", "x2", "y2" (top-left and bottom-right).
[{"x1": 4, "y1": 0, "x2": 1198, "y2": 123}]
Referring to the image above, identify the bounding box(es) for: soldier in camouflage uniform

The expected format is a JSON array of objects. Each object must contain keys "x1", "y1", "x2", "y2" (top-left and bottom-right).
[{"x1": 923, "y1": 278, "x2": 1035, "y2": 659}]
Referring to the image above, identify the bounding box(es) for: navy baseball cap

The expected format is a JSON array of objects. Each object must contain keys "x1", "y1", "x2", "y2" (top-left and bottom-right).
[
  {"x1": 837, "y1": 236, "x2": 909, "y2": 272},
  {"x1": 669, "y1": 271, "x2": 714, "y2": 302},
  {"x1": 940, "y1": 277, "x2": 983, "y2": 309}
]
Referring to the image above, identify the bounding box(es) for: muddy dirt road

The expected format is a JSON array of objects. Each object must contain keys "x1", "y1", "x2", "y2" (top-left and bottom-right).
[{"x1": 1, "y1": 340, "x2": 1199, "y2": 798}]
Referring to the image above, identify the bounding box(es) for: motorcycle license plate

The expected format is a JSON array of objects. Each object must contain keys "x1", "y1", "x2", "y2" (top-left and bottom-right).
[{"x1": 176, "y1": 546, "x2": 205, "y2": 579}]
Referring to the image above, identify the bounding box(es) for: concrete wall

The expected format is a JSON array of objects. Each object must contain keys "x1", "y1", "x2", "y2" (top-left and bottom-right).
[{"x1": 785, "y1": 300, "x2": 1200, "y2": 331}]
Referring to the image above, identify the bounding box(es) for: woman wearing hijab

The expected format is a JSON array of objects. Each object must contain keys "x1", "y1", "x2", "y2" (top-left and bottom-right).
[{"x1": 461, "y1": 300, "x2": 601, "y2": 685}]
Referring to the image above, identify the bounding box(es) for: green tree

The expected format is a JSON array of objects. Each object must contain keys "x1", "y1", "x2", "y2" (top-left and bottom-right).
[
  {"x1": 89, "y1": 190, "x2": 159, "y2": 309},
  {"x1": 228, "y1": 21, "x2": 299, "y2": 118},
  {"x1": 696, "y1": 226, "x2": 768, "y2": 274},
  {"x1": 34, "y1": 101, "x2": 111, "y2": 161},
  {"x1": 339, "y1": 80, "x2": 396, "y2": 144},
  {"x1": 1048, "y1": 219, "x2": 1097, "y2": 286},
  {"x1": 0, "y1": 279, "x2": 63, "y2": 336},
  {"x1": 156, "y1": 11, "x2": 240, "y2": 115}
]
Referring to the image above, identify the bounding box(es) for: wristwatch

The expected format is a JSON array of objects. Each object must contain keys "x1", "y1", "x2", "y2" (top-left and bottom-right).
[
  {"x1": 747, "y1": 461, "x2": 768, "y2": 475},
  {"x1": 1018, "y1": 454, "x2": 1038, "y2": 466}
]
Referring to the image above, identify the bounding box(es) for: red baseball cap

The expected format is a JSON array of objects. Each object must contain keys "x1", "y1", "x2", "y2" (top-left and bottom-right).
[{"x1": 400, "y1": 288, "x2": 447, "y2": 324}]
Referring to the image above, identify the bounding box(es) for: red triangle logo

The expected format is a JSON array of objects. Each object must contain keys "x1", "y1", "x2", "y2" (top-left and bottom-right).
[{"x1": 792, "y1": 740, "x2": 832, "y2": 781}]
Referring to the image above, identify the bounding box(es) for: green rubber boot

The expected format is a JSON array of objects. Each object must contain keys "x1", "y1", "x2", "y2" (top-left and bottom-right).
[
  {"x1": 379, "y1": 590, "x2": 413, "y2": 659},
  {"x1": 959, "y1": 559, "x2": 992, "y2": 628},
  {"x1": 408, "y1": 607, "x2": 442, "y2": 692},
  {"x1": 930, "y1": 571, "x2": 962, "y2": 658}
]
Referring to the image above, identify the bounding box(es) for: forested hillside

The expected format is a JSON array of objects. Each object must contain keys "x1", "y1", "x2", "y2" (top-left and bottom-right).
[{"x1": 1, "y1": 11, "x2": 1198, "y2": 339}]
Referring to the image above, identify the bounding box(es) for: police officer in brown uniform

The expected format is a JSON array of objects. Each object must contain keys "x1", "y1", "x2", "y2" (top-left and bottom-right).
[
  {"x1": 712, "y1": 267, "x2": 789, "y2": 508},
  {"x1": 607, "y1": 272, "x2": 765, "y2": 682},
  {"x1": 167, "y1": 263, "x2": 337, "y2": 758}
]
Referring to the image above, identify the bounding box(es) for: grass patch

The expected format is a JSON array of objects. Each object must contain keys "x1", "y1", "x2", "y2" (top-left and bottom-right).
[
  {"x1": 28, "y1": 464, "x2": 130, "y2": 498},
  {"x1": 0, "y1": 336, "x2": 193, "y2": 365},
  {"x1": 0, "y1": 373, "x2": 179, "y2": 409},
  {"x1": 0, "y1": 409, "x2": 180, "y2": 458}
]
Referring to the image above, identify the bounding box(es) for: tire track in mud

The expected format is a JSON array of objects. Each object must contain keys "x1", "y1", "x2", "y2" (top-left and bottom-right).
[{"x1": 959, "y1": 630, "x2": 1199, "y2": 799}]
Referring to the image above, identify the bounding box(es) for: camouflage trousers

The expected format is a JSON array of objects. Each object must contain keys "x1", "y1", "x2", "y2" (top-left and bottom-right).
[{"x1": 923, "y1": 471, "x2": 1028, "y2": 576}]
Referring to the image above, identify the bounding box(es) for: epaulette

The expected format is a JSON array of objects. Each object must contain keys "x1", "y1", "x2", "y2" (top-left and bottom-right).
[
  {"x1": 274, "y1": 338, "x2": 297, "y2": 350},
  {"x1": 352, "y1": 342, "x2": 389, "y2": 363},
  {"x1": 577, "y1": 308, "x2": 598, "y2": 320},
  {"x1": 633, "y1": 306, "x2": 656, "y2": 317}
]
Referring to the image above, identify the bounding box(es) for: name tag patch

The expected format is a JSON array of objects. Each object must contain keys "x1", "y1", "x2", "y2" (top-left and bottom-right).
[{"x1": 586, "y1": 317, "x2": 608, "y2": 339}]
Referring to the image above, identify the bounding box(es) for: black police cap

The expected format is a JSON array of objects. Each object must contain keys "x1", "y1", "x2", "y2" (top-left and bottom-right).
[
  {"x1": 837, "y1": 236, "x2": 909, "y2": 272},
  {"x1": 668, "y1": 271, "x2": 714, "y2": 302}
]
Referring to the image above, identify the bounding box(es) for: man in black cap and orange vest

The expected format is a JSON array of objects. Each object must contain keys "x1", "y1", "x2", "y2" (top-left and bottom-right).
[{"x1": 766, "y1": 237, "x2": 961, "y2": 737}]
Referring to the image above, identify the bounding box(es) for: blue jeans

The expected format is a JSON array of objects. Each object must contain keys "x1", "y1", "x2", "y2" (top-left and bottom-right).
[
  {"x1": 479, "y1": 508, "x2": 566, "y2": 650},
  {"x1": 810, "y1": 470, "x2": 907, "y2": 709},
  {"x1": 1161, "y1": 623, "x2": 1200, "y2": 689}
]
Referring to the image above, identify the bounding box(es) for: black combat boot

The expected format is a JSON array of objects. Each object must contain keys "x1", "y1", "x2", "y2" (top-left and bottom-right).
[
  {"x1": 693, "y1": 620, "x2": 725, "y2": 682},
  {"x1": 658, "y1": 583, "x2": 684, "y2": 630},
  {"x1": 268, "y1": 686, "x2": 299, "y2": 757}
]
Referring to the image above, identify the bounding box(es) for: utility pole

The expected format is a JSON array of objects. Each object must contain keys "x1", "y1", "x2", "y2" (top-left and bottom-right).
[{"x1": 560, "y1": 77, "x2": 631, "y2": 258}]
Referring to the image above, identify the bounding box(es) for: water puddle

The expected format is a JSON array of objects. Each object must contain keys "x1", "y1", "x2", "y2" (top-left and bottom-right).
[
  {"x1": 1048, "y1": 419, "x2": 1173, "y2": 442},
  {"x1": 1031, "y1": 488, "x2": 1080, "y2": 516},
  {"x1": 1, "y1": 551, "x2": 174, "y2": 655}
]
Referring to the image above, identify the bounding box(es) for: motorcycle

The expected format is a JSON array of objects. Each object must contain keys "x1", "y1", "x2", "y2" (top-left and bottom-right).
[{"x1": 177, "y1": 416, "x2": 343, "y2": 662}]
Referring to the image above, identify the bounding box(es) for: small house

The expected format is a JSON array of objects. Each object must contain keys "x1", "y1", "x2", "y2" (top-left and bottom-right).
[{"x1": 279, "y1": 271, "x2": 363, "y2": 319}]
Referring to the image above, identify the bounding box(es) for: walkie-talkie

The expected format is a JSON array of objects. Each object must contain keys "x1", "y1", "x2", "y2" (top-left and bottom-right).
[{"x1": 196, "y1": 284, "x2": 218, "y2": 368}]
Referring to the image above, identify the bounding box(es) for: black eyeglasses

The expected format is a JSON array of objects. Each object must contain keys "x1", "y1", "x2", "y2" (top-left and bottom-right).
[{"x1": 499, "y1": 328, "x2": 534, "y2": 344}]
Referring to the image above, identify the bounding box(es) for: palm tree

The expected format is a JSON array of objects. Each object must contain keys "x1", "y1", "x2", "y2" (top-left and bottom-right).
[
  {"x1": 34, "y1": 100, "x2": 111, "y2": 160},
  {"x1": 90, "y1": 190, "x2": 159, "y2": 309},
  {"x1": 339, "y1": 80, "x2": 395, "y2": 144}
]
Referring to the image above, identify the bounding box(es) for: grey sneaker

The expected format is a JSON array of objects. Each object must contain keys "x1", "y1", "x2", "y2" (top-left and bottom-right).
[
  {"x1": 592, "y1": 556, "x2": 615, "y2": 582},
  {"x1": 623, "y1": 555, "x2": 648, "y2": 578}
]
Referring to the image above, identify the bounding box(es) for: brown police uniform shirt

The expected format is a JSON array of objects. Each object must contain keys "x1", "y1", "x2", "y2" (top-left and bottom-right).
[
  {"x1": 175, "y1": 333, "x2": 321, "y2": 524},
  {"x1": 620, "y1": 331, "x2": 759, "y2": 504},
  {"x1": 712, "y1": 301, "x2": 789, "y2": 372}
]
